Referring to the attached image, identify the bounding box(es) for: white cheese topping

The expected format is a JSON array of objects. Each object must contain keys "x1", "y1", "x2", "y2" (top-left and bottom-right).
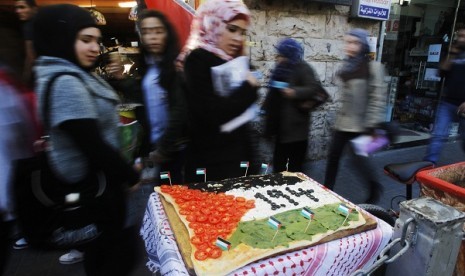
[{"x1": 225, "y1": 178, "x2": 341, "y2": 221}]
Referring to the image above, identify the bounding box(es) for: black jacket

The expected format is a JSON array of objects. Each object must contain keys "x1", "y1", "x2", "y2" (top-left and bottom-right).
[
  {"x1": 183, "y1": 48, "x2": 258, "y2": 166},
  {"x1": 111, "y1": 72, "x2": 189, "y2": 160},
  {"x1": 263, "y1": 60, "x2": 325, "y2": 143}
]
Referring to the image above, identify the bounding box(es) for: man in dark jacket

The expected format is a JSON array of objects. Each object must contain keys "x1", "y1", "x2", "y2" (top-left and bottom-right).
[{"x1": 424, "y1": 25, "x2": 465, "y2": 164}]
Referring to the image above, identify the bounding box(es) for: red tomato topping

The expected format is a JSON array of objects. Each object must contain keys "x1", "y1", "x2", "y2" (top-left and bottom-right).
[
  {"x1": 194, "y1": 227, "x2": 205, "y2": 235},
  {"x1": 245, "y1": 200, "x2": 255, "y2": 209},
  {"x1": 160, "y1": 185, "x2": 172, "y2": 193},
  {"x1": 208, "y1": 216, "x2": 220, "y2": 225},
  {"x1": 194, "y1": 250, "x2": 208, "y2": 261},
  {"x1": 186, "y1": 214, "x2": 196, "y2": 222},
  {"x1": 196, "y1": 215, "x2": 207, "y2": 222},
  {"x1": 221, "y1": 217, "x2": 231, "y2": 224},
  {"x1": 191, "y1": 236, "x2": 203, "y2": 245},
  {"x1": 179, "y1": 209, "x2": 191, "y2": 216},
  {"x1": 200, "y1": 208, "x2": 211, "y2": 215},
  {"x1": 210, "y1": 247, "x2": 223, "y2": 259},
  {"x1": 236, "y1": 197, "x2": 246, "y2": 202}
]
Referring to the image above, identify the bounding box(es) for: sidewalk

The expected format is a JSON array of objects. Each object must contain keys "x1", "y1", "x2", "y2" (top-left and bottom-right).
[
  {"x1": 303, "y1": 140, "x2": 465, "y2": 211},
  {"x1": 3, "y1": 141, "x2": 464, "y2": 276}
]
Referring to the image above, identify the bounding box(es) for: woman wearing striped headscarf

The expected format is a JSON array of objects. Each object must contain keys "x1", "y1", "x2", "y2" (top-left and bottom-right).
[{"x1": 183, "y1": 0, "x2": 259, "y2": 182}]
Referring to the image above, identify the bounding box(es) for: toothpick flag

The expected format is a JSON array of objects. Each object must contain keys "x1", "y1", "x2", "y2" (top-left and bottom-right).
[
  {"x1": 160, "y1": 171, "x2": 172, "y2": 185},
  {"x1": 240, "y1": 161, "x2": 250, "y2": 176},
  {"x1": 337, "y1": 204, "x2": 352, "y2": 216},
  {"x1": 268, "y1": 216, "x2": 282, "y2": 242},
  {"x1": 196, "y1": 168, "x2": 207, "y2": 182},
  {"x1": 301, "y1": 207, "x2": 314, "y2": 220},
  {"x1": 261, "y1": 163, "x2": 269, "y2": 174},
  {"x1": 337, "y1": 203, "x2": 353, "y2": 227},
  {"x1": 267, "y1": 216, "x2": 282, "y2": 230},
  {"x1": 301, "y1": 207, "x2": 314, "y2": 233},
  {"x1": 215, "y1": 237, "x2": 231, "y2": 251}
]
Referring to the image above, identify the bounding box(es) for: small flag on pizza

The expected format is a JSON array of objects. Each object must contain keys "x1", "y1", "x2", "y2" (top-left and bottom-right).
[
  {"x1": 240, "y1": 161, "x2": 249, "y2": 168},
  {"x1": 337, "y1": 203, "x2": 352, "y2": 216},
  {"x1": 261, "y1": 163, "x2": 269, "y2": 169},
  {"x1": 160, "y1": 171, "x2": 171, "y2": 180},
  {"x1": 196, "y1": 168, "x2": 206, "y2": 175},
  {"x1": 215, "y1": 237, "x2": 231, "y2": 251},
  {"x1": 267, "y1": 216, "x2": 282, "y2": 230},
  {"x1": 301, "y1": 207, "x2": 314, "y2": 220}
]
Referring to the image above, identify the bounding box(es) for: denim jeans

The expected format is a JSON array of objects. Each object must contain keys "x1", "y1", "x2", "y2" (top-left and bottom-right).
[{"x1": 424, "y1": 101, "x2": 465, "y2": 163}]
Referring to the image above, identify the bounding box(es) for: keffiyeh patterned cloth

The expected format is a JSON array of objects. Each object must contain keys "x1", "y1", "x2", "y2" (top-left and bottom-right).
[
  {"x1": 140, "y1": 193, "x2": 189, "y2": 275},
  {"x1": 140, "y1": 192, "x2": 393, "y2": 275}
]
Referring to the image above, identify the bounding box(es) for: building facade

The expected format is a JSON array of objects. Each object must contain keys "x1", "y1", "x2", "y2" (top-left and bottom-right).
[
  {"x1": 244, "y1": 0, "x2": 465, "y2": 161},
  {"x1": 244, "y1": 0, "x2": 382, "y2": 160}
]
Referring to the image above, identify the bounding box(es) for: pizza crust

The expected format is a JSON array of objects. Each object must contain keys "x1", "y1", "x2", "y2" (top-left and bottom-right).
[{"x1": 155, "y1": 172, "x2": 375, "y2": 276}]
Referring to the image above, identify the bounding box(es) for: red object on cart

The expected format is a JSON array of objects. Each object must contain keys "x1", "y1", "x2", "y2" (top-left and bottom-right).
[{"x1": 417, "y1": 162, "x2": 465, "y2": 276}]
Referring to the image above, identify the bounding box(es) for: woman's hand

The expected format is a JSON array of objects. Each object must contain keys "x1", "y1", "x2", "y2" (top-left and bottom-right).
[
  {"x1": 281, "y1": 87, "x2": 296, "y2": 98},
  {"x1": 246, "y1": 72, "x2": 259, "y2": 87},
  {"x1": 106, "y1": 60, "x2": 124, "y2": 80}
]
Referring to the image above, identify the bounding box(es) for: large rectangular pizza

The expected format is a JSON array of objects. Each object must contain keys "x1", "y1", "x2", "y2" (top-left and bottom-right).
[{"x1": 155, "y1": 172, "x2": 376, "y2": 275}]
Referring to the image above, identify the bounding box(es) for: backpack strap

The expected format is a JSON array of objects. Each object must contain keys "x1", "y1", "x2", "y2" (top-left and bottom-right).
[{"x1": 42, "y1": 72, "x2": 84, "y2": 134}]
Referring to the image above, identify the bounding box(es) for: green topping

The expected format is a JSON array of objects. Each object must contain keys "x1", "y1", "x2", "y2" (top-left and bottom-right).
[{"x1": 227, "y1": 203, "x2": 359, "y2": 249}]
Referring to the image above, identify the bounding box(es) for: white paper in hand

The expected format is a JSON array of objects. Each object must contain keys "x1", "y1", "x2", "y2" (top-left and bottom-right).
[
  {"x1": 211, "y1": 56, "x2": 249, "y2": 97},
  {"x1": 351, "y1": 135, "x2": 389, "y2": 157}
]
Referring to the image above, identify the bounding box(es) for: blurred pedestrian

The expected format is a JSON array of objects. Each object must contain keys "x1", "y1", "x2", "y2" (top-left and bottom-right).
[
  {"x1": 424, "y1": 24, "x2": 465, "y2": 165},
  {"x1": 182, "y1": 0, "x2": 260, "y2": 182},
  {"x1": 0, "y1": 63, "x2": 36, "y2": 275},
  {"x1": 263, "y1": 38, "x2": 326, "y2": 173},
  {"x1": 32, "y1": 4, "x2": 139, "y2": 275},
  {"x1": 1, "y1": 9, "x2": 40, "y2": 252},
  {"x1": 324, "y1": 29, "x2": 387, "y2": 204},
  {"x1": 14, "y1": 0, "x2": 37, "y2": 87},
  {"x1": 108, "y1": 9, "x2": 189, "y2": 184}
]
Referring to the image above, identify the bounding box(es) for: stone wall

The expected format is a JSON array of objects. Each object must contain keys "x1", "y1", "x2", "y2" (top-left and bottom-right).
[{"x1": 244, "y1": 0, "x2": 381, "y2": 161}]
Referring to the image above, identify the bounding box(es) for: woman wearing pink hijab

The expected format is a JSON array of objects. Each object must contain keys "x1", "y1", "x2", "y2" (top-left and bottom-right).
[{"x1": 183, "y1": 0, "x2": 260, "y2": 183}]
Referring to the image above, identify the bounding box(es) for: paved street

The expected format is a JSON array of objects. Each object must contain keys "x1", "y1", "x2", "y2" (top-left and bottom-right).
[{"x1": 3, "y1": 140, "x2": 464, "y2": 276}]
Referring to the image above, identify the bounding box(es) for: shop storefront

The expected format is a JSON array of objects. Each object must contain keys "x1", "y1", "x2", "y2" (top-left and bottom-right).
[{"x1": 381, "y1": 0, "x2": 465, "y2": 140}]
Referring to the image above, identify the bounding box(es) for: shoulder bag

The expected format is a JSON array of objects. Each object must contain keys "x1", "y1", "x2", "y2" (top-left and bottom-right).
[{"x1": 13, "y1": 72, "x2": 109, "y2": 249}]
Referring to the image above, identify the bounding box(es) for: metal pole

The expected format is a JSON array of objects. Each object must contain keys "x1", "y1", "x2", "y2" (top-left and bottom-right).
[{"x1": 377, "y1": 20, "x2": 386, "y2": 62}]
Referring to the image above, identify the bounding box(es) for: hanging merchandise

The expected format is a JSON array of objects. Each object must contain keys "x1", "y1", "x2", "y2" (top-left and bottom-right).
[
  {"x1": 89, "y1": 8, "x2": 106, "y2": 25},
  {"x1": 129, "y1": 5, "x2": 138, "y2": 21}
]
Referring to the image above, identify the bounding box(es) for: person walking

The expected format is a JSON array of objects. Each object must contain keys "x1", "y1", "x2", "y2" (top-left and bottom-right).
[
  {"x1": 424, "y1": 25, "x2": 465, "y2": 165},
  {"x1": 324, "y1": 29, "x2": 387, "y2": 204},
  {"x1": 108, "y1": 9, "x2": 189, "y2": 185},
  {"x1": 0, "y1": 63, "x2": 36, "y2": 275},
  {"x1": 32, "y1": 5, "x2": 139, "y2": 275},
  {"x1": 14, "y1": 0, "x2": 37, "y2": 87},
  {"x1": 182, "y1": 0, "x2": 260, "y2": 183},
  {"x1": 263, "y1": 38, "x2": 326, "y2": 173}
]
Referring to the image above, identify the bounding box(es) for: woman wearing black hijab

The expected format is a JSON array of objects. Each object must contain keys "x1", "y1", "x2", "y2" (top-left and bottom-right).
[{"x1": 33, "y1": 5, "x2": 139, "y2": 275}]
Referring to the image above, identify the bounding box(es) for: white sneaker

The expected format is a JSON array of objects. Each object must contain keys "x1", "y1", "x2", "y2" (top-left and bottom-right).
[
  {"x1": 13, "y1": 238, "x2": 28, "y2": 250},
  {"x1": 59, "y1": 249, "x2": 84, "y2": 265}
]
